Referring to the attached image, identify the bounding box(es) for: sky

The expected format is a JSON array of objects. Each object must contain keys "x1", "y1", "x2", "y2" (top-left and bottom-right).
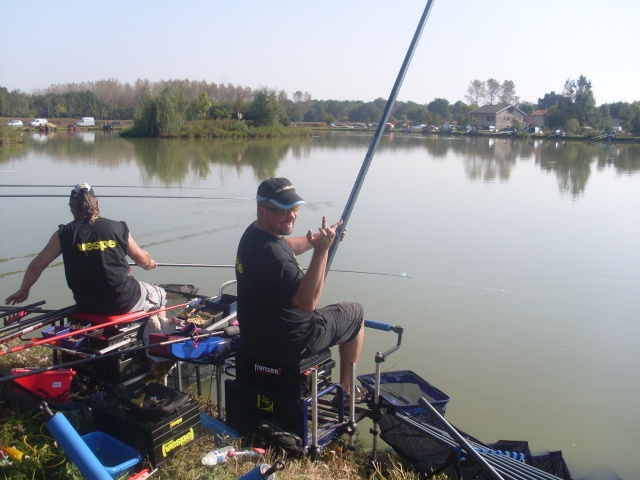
[{"x1": 1, "y1": 0, "x2": 638, "y2": 107}]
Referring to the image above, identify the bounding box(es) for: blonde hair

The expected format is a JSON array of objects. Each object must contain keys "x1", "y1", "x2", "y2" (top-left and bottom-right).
[{"x1": 70, "y1": 190, "x2": 100, "y2": 224}]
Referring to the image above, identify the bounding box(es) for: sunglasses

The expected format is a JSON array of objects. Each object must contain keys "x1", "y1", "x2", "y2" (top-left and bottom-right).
[{"x1": 261, "y1": 204, "x2": 300, "y2": 216}]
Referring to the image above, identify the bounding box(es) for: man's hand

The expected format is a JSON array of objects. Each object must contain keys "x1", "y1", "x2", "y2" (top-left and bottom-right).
[{"x1": 306, "y1": 217, "x2": 342, "y2": 251}]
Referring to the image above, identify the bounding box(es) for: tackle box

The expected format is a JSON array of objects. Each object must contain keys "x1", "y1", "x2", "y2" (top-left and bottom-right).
[{"x1": 92, "y1": 396, "x2": 202, "y2": 467}]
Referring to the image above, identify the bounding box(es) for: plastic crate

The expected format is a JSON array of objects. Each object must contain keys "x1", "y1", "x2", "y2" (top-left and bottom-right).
[
  {"x1": 171, "y1": 337, "x2": 231, "y2": 360},
  {"x1": 81, "y1": 431, "x2": 142, "y2": 479},
  {"x1": 11, "y1": 368, "x2": 75, "y2": 403},
  {"x1": 357, "y1": 370, "x2": 450, "y2": 416}
]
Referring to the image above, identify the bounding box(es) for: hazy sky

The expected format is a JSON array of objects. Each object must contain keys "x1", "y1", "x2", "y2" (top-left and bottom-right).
[{"x1": 1, "y1": 0, "x2": 638, "y2": 106}]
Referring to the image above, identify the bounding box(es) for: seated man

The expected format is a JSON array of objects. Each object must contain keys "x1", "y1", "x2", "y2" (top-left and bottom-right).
[
  {"x1": 235, "y1": 178, "x2": 364, "y2": 399},
  {"x1": 5, "y1": 183, "x2": 173, "y2": 374}
]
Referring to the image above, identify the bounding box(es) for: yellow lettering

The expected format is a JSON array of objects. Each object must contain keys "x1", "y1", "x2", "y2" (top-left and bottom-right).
[
  {"x1": 76, "y1": 239, "x2": 118, "y2": 252},
  {"x1": 161, "y1": 428, "x2": 195, "y2": 457},
  {"x1": 169, "y1": 417, "x2": 184, "y2": 429}
]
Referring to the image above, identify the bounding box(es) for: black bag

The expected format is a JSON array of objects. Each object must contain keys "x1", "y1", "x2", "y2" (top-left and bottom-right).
[{"x1": 119, "y1": 382, "x2": 191, "y2": 421}]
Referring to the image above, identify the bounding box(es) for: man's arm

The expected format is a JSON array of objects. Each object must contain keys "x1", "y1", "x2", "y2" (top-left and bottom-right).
[
  {"x1": 5, "y1": 231, "x2": 62, "y2": 305},
  {"x1": 127, "y1": 234, "x2": 156, "y2": 270},
  {"x1": 290, "y1": 216, "x2": 336, "y2": 312}
]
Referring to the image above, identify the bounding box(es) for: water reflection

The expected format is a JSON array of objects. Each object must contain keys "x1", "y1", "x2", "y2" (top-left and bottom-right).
[{"x1": 1, "y1": 133, "x2": 638, "y2": 198}]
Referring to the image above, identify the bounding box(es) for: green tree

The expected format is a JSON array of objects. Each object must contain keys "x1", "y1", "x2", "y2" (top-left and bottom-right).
[
  {"x1": 133, "y1": 87, "x2": 185, "y2": 136},
  {"x1": 427, "y1": 98, "x2": 451, "y2": 121},
  {"x1": 247, "y1": 87, "x2": 284, "y2": 127},
  {"x1": 563, "y1": 75, "x2": 596, "y2": 127},
  {"x1": 187, "y1": 92, "x2": 211, "y2": 121}
]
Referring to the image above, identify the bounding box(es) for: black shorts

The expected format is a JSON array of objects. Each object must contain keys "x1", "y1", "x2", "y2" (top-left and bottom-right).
[{"x1": 300, "y1": 302, "x2": 363, "y2": 356}]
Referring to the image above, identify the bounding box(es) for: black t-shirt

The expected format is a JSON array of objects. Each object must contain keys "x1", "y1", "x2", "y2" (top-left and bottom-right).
[
  {"x1": 58, "y1": 217, "x2": 141, "y2": 314},
  {"x1": 235, "y1": 223, "x2": 313, "y2": 359}
]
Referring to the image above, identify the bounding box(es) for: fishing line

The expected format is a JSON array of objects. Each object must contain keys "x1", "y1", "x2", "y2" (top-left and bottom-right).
[{"x1": 409, "y1": 275, "x2": 537, "y2": 296}]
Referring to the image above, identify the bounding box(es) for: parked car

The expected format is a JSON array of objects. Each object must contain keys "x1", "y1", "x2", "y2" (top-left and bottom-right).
[
  {"x1": 411, "y1": 124, "x2": 427, "y2": 132},
  {"x1": 28, "y1": 118, "x2": 48, "y2": 127},
  {"x1": 75, "y1": 117, "x2": 95, "y2": 127},
  {"x1": 385, "y1": 123, "x2": 394, "y2": 130},
  {"x1": 488, "y1": 126, "x2": 496, "y2": 132},
  {"x1": 5, "y1": 119, "x2": 23, "y2": 127}
]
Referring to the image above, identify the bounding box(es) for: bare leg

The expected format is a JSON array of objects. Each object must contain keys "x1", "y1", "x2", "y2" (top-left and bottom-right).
[{"x1": 338, "y1": 322, "x2": 365, "y2": 392}]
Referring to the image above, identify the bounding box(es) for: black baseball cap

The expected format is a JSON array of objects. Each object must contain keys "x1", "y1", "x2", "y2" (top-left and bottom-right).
[{"x1": 256, "y1": 178, "x2": 305, "y2": 209}]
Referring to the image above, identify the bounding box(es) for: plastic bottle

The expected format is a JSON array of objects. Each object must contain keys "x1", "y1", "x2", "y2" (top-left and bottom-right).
[{"x1": 201, "y1": 446, "x2": 235, "y2": 466}]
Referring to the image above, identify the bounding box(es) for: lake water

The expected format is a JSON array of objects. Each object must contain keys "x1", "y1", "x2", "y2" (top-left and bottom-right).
[{"x1": 1, "y1": 130, "x2": 639, "y2": 479}]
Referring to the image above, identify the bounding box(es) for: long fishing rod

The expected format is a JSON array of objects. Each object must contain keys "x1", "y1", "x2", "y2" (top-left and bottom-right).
[
  {"x1": 0, "y1": 305, "x2": 78, "y2": 339},
  {"x1": 326, "y1": 0, "x2": 435, "y2": 275},
  {"x1": 129, "y1": 262, "x2": 412, "y2": 278},
  {"x1": 0, "y1": 184, "x2": 215, "y2": 190},
  {"x1": 0, "y1": 194, "x2": 251, "y2": 200},
  {"x1": 0, "y1": 325, "x2": 240, "y2": 384},
  {"x1": 0, "y1": 303, "x2": 186, "y2": 357},
  {"x1": 0, "y1": 300, "x2": 46, "y2": 321}
]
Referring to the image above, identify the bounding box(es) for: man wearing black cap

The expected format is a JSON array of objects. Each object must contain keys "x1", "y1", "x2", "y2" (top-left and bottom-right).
[
  {"x1": 5, "y1": 183, "x2": 172, "y2": 372},
  {"x1": 236, "y1": 177, "x2": 365, "y2": 399}
]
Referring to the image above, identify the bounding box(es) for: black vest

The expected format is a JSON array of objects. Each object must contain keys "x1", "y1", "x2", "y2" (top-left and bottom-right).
[{"x1": 59, "y1": 217, "x2": 141, "y2": 314}]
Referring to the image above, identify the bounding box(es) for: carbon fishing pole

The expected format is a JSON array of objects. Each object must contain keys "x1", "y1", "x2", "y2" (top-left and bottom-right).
[
  {"x1": 0, "y1": 184, "x2": 215, "y2": 190},
  {"x1": 0, "y1": 194, "x2": 251, "y2": 200},
  {"x1": 129, "y1": 262, "x2": 413, "y2": 278},
  {"x1": 0, "y1": 325, "x2": 240, "y2": 385},
  {"x1": 0, "y1": 303, "x2": 187, "y2": 356},
  {"x1": 326, "y1": 0, "x2": 435, "y2": 275}
]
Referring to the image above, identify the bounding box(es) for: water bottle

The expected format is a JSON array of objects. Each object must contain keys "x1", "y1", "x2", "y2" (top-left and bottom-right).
[{"x1": 201, "y1": 445, "x2": 235, "y2": 466}]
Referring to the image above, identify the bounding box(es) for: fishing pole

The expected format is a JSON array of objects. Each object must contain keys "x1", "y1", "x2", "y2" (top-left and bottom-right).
[
  {"x1": 0, "y1": 305, "x2": 78, "y2": 339},
  {"x1": 0, "y1": 300, "x2": 46, "y2": 321},
  {"x1": 0, "y1": 303, "x2": 187, "y2": 357},
  {"x1": 0, "y1": 184, "x2": 215, "y2": 190},
  {"x1": 129, "y1": 262, "x2": 412, "y2": 278},
  {"x1": 326, "y1": 0, "x2": 435, "y2": 275},
  {"x1": 0, "y1": 194, "x2": 251, "y2": 200},
  {"x1": 0, "y1": 325, "x2": 240, "y2": 384}
]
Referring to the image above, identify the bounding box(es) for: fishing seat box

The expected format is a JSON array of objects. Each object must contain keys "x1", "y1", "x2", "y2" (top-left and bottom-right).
[
  {"x1": 226, "y1": 349, "x2": 336, "y2": 438},
  {"x1": 92, "y1": 394, "x2": 202, "y2": 467},
  {"x1": 234, "y1": 348, "x2": 334, "y2": 398}
]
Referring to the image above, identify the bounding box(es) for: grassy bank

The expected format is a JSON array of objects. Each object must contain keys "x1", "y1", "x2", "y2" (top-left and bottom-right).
[
  {"x1": 120, "y1": 119, "x2": 314, "y2": 139},
  {"x1": 0, "y1": 339, "x2": 439, "y2": 480}
]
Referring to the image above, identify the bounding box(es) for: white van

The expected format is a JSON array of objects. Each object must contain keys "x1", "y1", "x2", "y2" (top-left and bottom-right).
[
  {"x1": 28, "y1": 118, "x2": 48, "y2": 127},
  {"x1": 75, "y1": 117, "x2": 95, "y2": 127}
]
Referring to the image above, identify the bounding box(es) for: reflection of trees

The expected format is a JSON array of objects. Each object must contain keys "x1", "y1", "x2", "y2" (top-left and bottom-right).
[
  {"x1": 2, "y1": 133, "x2": 638, "y2": 193},
  {"x1": 536, "y1": 141, "x2": 593, "y2": 196}
]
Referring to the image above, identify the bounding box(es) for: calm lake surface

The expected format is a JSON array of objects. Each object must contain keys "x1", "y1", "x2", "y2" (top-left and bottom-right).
[{"x1": 1, "y1": 131, "x2": 639, "y2": 479}]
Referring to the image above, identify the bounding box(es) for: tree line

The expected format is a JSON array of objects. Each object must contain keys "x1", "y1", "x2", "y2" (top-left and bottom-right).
[{"x1": 1, "y1": 76, "x2": 638, "y2": 135}]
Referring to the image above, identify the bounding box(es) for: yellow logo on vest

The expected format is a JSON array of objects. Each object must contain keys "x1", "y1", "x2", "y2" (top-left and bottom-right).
[{"x1": 77, "y1": 240, "x2": 117, "y2": 252}]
